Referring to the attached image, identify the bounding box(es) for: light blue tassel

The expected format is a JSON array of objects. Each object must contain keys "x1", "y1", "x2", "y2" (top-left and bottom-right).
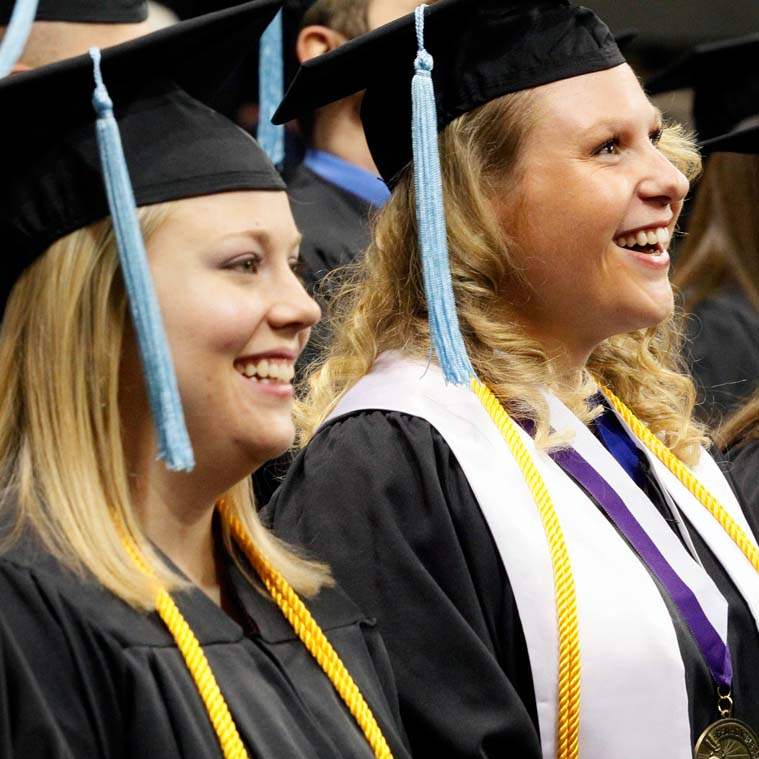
[
  {"x1": 411, "y1": 5, "x2": 474, "y2": 385},
  {"x1": 0, "y1": 0, "x2": 39, "y2": 76},
  {"x1": 89, "y1": 48, "x2": 194, "y2": 472},
  {"x1": 257, "y1": 9, "x2": 285, "y2": 166}
]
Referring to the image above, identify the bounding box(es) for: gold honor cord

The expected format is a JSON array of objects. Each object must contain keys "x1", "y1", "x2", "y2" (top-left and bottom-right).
[
  {"x1": 471, "y1": 379, "x2": 581, "y2": 759},
  {"x1": 218, "y1": 500, "x2": 394, "y2": 759},
  {"x1": 472, "y1": 377, "x2": 759, "y2": 759},
  {"x1": 117, "y1": 507, "x2": 393, "y2": 759},
  {"x1": 601, "y1": 387, "x2": 759, "y2": 574}
]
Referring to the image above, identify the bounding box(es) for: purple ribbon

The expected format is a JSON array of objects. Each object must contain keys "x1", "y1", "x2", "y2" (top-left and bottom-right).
[{"x1": 550, "y1": 445, "x2": 732, "y2": 689}]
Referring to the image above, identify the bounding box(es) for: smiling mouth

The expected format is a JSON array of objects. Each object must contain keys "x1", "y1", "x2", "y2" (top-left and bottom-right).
[
  {"x1": 615, "y1": 226, "x2": 670, "y2": 257},
  {"x1": 234, "y1": 358, "x2": 295, "y2": 384}
]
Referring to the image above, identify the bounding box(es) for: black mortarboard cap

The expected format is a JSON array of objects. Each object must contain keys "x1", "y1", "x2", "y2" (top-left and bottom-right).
[
  {"x1": 614, "y1": 29, "x2": 637, "y2": 52},
  {"x1": 274, "y1": 0, "x2": 625, "y2": 186},
  {"x1": 646, "y1": 34, "x2": 759, "y2": 142},
  {"x1": 0, "y1": 0, "x2": 285, "y2": 470},
  {"x1": 700, "y1": 121, "x2": 759, "y2": 156},
  {"x1": 0, "y1": 0, "x2": 147, "y2": 23},
  {"x1": 1, "y1": 0, "x2": 283, "y2": 274}
]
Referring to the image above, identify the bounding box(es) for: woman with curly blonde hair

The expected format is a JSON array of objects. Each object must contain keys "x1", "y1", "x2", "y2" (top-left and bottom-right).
[{"x1": 266, "y1": 1, "x2": 759, "y2": 758}]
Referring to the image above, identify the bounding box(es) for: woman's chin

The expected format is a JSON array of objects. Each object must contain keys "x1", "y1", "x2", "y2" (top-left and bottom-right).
[
  {"x1": 246, "y1": 428, "x2": 297, "y2": 468},
  {"x1": 620, "y1": 298, "x2": 675, "y2": 335}
]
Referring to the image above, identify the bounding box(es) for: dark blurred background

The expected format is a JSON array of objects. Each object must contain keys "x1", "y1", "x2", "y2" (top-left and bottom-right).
[
  {"x1": 586, "y1": 1, "x2": 759, "y2": 124},
  {"x1": 156, "y1": 0, "x2": 759, "y2": 126},
  {"x1": 586, "y1": 0, "x2": 759, "y2": 48}
]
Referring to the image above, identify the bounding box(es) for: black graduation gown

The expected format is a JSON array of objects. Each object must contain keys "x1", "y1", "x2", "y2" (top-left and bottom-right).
[
  {"x1": 686, "y1": 288, "x2": 759, "y2": 426},
  {"x1": 265, "y1": 410, "x2": 759, "y2": 759},
  {"x1": 0, "y1": 533, "x2": 411, "y2": 759},
  {"x1": 287, "y1": 163, "x2": 373, "y2": 372},
  {"x1": 723, "y1": 439, "x2": 759, "y2": 535},
  {"x1": 287, "y1": 163, "x2": 373, "y2": 298}
]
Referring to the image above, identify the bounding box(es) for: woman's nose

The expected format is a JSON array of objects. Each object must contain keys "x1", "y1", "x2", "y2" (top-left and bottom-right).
[
  {"x1": 268, "y1": 267, "x2": 322, "y2": 332},
  {"x1": 638, "y1": 146, "x2": 690, "y2": 208}
]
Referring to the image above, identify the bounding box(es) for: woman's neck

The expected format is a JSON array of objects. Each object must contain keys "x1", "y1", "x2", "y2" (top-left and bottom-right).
[{"x1": 129, "y1": 459, "x2": 227, "y2": 605}]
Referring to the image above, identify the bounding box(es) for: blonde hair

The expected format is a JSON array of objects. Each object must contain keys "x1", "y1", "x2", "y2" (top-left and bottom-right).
[
  {"x1": 673, "y1": 153, "x2": 759, "y2": 313},
  {"x1": 0, "y1": 205, "x2": 330, "y2": 610},
  {"x1": 298, "y1": 92, "x2": 707, "y2": 464}
]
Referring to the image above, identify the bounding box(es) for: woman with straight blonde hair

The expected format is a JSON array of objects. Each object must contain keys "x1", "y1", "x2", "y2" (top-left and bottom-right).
[
  {"x1": 0, "y1": 4, "x2": 412, "y2": 758},
  {"x1": 266, "y1": 1, "x2": 759, "y2": 758}
]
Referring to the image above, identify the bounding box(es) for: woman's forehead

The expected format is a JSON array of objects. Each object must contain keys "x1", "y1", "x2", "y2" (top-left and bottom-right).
[
  {"x1": 530, "y1": 65, "x2": 657, "y2": 136},
  {"x1": 155, "y1": 191, "x2": 300, "y2": 251}
]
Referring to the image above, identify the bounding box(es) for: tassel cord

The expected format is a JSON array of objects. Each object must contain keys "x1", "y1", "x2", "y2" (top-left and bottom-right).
[
  {"x1": 257, "y1": 9, "x2": 285, "y2": 166},
  {"x1": 90, "y1": 49, "x2": 194, "y2": 471},
  {"x1": 0, "y1": 0, "x2": 39, "y2": 76},
  {"x1": 410, "y1": 5, "x2": 474, "y2": 385}
]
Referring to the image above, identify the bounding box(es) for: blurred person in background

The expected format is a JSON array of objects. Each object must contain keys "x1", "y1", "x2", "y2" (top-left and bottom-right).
[
  {"x1": 717, "y1": 386, "x2": 759, "y2": 533},
  {"x1": 0, "y1": 0, "x2": 176, "y2": 71},
  {"x1": 253, "y1": 0, "x2": 427, "y2": 504},
  {"x1": 705, "y1": 121, "x2": 759, "y2": 536},
  {"x1": 647, "y1": 36, "x2": 759, "y2": 426},
  {"x1": 283, "y1": 0, "x2": 428, "y2": 352}
]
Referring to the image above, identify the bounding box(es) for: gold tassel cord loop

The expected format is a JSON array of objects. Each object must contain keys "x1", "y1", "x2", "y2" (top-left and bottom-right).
[
  {"x1": 601, "y1": 386, "x2": 759, "y2": 574},
  {"x1": 116, "y1": 518, "x2": 250, "y2": 759},
  {"x1": 218, "y1": 501, "x2": 394, "y2": 759},
  {"x1": 471, "y1": 379, "x2": 581, "y2": 759},
  {"x1": 116, "y1": 507, "x2": 393, "y2": 759}
]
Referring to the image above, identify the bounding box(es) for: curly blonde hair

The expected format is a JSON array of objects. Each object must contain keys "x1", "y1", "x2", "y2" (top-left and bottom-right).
[{"x1": 297, "y1": 90, "x2": 707, "y2": 464}]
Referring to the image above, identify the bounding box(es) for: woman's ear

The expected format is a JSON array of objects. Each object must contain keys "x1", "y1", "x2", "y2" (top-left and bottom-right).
[{"x1": 296, "y1": 24, "x2": 349, "y2": 64}]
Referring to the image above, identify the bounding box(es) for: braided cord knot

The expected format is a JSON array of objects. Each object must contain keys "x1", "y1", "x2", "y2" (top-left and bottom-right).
[
  {"x1": 414, "y1": 49, "x2": 433, "y2": 73},
  {"x1": 89, "y1": 48, "x2": 113, "y2": 114}
]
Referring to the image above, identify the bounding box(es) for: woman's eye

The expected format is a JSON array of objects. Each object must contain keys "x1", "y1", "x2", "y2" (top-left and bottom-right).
[
  {"x1": 227, "y1": 254, "x2": 261, "y2": 274},
  {"x1": 650, "y1": 128, "x2": 663, "y2": 146},
  {"x1": 290, "y1": 259, "x2": 307, "y2": 283},
  {"x1": 594, "y1": 138, "x2": 619, "y2": 156}
]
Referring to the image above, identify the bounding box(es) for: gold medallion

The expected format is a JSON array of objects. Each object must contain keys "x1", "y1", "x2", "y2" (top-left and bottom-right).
[{"x1": 695, "y1": 718, "x2": 759, "y2": 759}]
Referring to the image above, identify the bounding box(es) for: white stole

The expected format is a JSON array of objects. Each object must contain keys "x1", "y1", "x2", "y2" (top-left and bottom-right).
[{"x1": 325, "y1": 351, "x2": 759, "y2": 759}]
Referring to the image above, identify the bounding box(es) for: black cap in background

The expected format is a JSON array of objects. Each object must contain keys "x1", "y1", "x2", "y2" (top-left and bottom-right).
[
  {"x1": 274, "y1": 0, "x2": 625, "y2": 186},
  {"x1": 614, "y1": 29, "x2": 637, "y2": 52},
  {"x1": 646, "y1": 34, "x2": 759, "y2": 142},
  {"x1": 0, "y1": 0, "x2": 148, "y2": 23},
  {"x1": 700, "y1": 120, "x2": 759, "y2": 155}
]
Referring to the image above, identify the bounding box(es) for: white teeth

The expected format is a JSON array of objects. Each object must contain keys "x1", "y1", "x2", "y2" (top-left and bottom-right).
[
  {"x1": 235, "y1": 358, "x2": 295, "y2": 382},
  {"x1": 615, "y1": 227, "x2": 670, "y2": 251}
]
